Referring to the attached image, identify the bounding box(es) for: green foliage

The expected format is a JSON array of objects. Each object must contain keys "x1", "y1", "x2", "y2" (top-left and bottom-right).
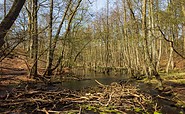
[
  {"x1": 86, "y1": 105, "x2": 97, "y2": 112},
  {"x1": 9, "y1": 105, "x2": 16, "y2": 109},
  {"x1": 134, "y1": 107, "x2": 143, "y2": 113},
  {"x1": 80, "y1": 104, "x2": 122, "y2": 113},
  {"x1": 179, "y1": 111, "x2": 184, "y2": 114},
  {"x1": 65, "y1": 112, "x2": 77, "y2": 114},
  {"x1": 154, "y1": 111, "x2": 162, "y2": 114},
  {"x1": 133, "y1": 107, "x2": 150, "y2": 114}
]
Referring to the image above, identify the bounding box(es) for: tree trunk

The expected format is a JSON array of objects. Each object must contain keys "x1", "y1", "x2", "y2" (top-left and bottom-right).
[
  {"x1": 30, "y1": 0, "x2": 38, "y2": 77},
  {"x1": 45, "y1": 0, "x2": 72, "y2": 76},
  {"x1": 4, "y1": 0, "x2": 6, "y2": 17},
  {"x1": 3, "y1": 0, "x2": 9, "y2": 48},
  {"x1": 26, "y1": 0, "x2": 33, "y2": 58},
  {"x1": 46, "y1": 0, "x2": 54, "y2": 76},
  {"x1": 142, "y1": 0, "x2": 150, "y2": 77},
  {"x1": 142, "y1": 0, "x2": 162, "y2": 85},
  {"x1": 166, "y1": 43, "x2": 173, "y2": 73},
  {"x1": 53, "y1": 0, "x2": 83, "y2": 72},
  {"x1": 181, "y1": 2, "x2": 185, "y2": 52},
  {"x1": 155, "y1": 0, "x2": 162, "y2": 72},
  {"x1": 156, "y1": 39, "x2": 162, "y2": 71},
  {"x1": 0, "y1": 0, "x2": 26, "y2": 49}
]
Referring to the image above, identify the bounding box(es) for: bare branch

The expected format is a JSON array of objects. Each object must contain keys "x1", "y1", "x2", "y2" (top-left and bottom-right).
[{"x1": 158, "y1": 26, "x2": 185, "y2": 59}]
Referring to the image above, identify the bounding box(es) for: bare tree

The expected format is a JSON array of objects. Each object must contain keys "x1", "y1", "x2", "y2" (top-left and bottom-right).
[
  {"x1": 45, "y1": 0, "x2": 54, "y2": 76},
  {"x1": 44, "y1": 0, "x2": 72, "y2": 76},
  {"x1": 142, "y1": 0, "x2": 162, "y2": 85},
  {"x1": 30, "y1": 0, "x2": 38, "y2": 77},
  {"x1": 4, "y1": 0, "x2": 6, "y2": 17},
  {"x1": 0, "y1": 0, "x2": 26, "y2": 50}
]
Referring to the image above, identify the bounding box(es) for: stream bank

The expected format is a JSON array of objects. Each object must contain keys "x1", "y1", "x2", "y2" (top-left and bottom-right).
[{"x1": 0, "y1": 77, "x2": 185, "y2": 114}]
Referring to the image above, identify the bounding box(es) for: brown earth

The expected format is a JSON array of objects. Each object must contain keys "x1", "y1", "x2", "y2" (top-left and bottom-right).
[
  {"x1": 0, "y1": 57, "x2": 32, "y2": 85},
  {"x1": 0, "y1": 55, "x2": 185, "y2": 113}
]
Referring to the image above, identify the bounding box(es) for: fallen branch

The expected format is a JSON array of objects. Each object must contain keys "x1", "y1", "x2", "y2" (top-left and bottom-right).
[{"x1": 95, "y1": 80, "x2": 105, "y2": 87}]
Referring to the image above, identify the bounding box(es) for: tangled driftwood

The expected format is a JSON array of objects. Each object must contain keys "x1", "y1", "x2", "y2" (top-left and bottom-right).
[{"x1": 0, "y1": 80, "x2": 157, "y2": 113}]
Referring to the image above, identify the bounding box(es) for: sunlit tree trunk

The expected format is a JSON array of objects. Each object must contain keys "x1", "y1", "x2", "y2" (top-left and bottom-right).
[
  {"x1": 45, "y1": 0, "x2": 53, "y2": 76},
  {"x1": 123, "y1": 0, "x2": 140, "y2": 76},
  {"x1": 142, "y1": 0, "x2": 150, "y2": 77},
  {"x1": 181, "y1": 1, "x2": 185, "y2": 52},
  {"x1": 166, "y1": 39, "x2": 173, "y2": 73},
  {"x1": 105, "y1": 0, "x2": 110, "y2": 74},
  {"x1": 142, "y1": 0, "x2": 162, "y2": 84},
  {"x1": 124, "y1": 0, "x2": 132, "y2": 76},
  {"x1": 156, "y1": 39, "x2": 162, "y2": 71},
  {"x1": 51, "y1": 0, "x2": 83, "y2": 74},
  {"x1": 26, "y1": 0, "x2": 33, "y2": 58},
  {"x1": 166, "y1": 24, "x2": 176, "y2": 73},
  {"x1": 43, "y1": 0, "x2": 71, "y2": 76},
  {"x1": 149, "y1": 0, "x2": 155, "y2": 64},
  {"x1": 155, "y1": 0, "x2": 162, "y2": 72}
]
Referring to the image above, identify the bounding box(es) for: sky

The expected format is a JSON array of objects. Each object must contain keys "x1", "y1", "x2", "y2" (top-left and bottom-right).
[
  {"x1": 0, "y1": 0, "x2": 107, "y2": 8},
  {"x1": 92, "y1": 0, "x2": 106, "y2": 11},
  {"x1": 91, "y1": 0, "x2": 116, "y2": 13},
  {"x1": 0, "y1": 0, "x2": 107, "y2": 11}
]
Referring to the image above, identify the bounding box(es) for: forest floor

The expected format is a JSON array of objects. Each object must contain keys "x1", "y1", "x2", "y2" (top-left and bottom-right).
[{"x1": 0, "y1": 56, "x2": 185, "y2": 113}]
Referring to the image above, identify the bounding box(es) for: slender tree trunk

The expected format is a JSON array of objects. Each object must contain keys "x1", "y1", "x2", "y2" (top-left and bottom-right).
[
  {"x1": 126, "y1": 0, "x2": 141, "y2": 76},
  {"x1": 3, "y1": 0, "x2": 9, "y2": 48},
  {"x1": 181, "y1": 2, "x2": 185, "y2": 52},
  {"x1": 155, "y1": 0, "x2": 162, "y2": 72},
  {"x1": 4, "y1": 0, "x2": 6, "y2": 17},
  {"x1": 124, "y1": 0, "x2": 132, "y2": 76},
  {"x1": 149, "y1": 0, "x2": 155, "y2": 64},
  {"x1": 166, "y1": 42, "x2": 173, "y2": 73},
  {"x1": 105, "y1": 0, "x2": 110, "y2": 74},
  {"x1": 166, "y1": 27, "x2": 175, "y2": 73},
  {"x1": 142, "y1": 0, "x2": 150, "y2": 77},
  {"x1": 46, "y1": 0, "x2": 53, "y2": 76},
  {"x1": 156, "y1": 39, "x2": 162, "y2": 71},
  {"x1": 30, "y1": 0, "x2": 38, "y2": 77},
  {"x1": 142, "y1": 0, "x2": 162, "y2": 84},
  {"x1": 49, "y1": 0, "x2": 83, "y2": 74},
  {"x1": 45, "y1": 0, "x2": 72, "y2": 76},
  {"x1": 26, "y1": 0, "x2": 33, "y2": 58},
  {"x1": 183, "y1": 25, "x2": 185, "y2": 52}
]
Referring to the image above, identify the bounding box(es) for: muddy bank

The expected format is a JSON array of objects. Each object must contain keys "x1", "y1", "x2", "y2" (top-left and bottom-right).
[{"x1": 0, "y1": 80, "x2": 184, "y2": 114}]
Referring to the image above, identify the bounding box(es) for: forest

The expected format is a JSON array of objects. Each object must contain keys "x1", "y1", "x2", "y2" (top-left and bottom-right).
[{"x1": 0, "y1": 0, "x2": 185, "y2": 113}]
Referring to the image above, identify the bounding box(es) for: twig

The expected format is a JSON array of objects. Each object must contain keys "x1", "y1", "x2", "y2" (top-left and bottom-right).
[
  {"x1": 78, "y1": 107, "x2": 82, "y2": 114},
  {"x1": 95, "y1": 80, "x2": 105, "y2": 87},
  {"x1": 48, "y1": 110, "x2": 62, "y2": 113},
  {"x1": 42, "y1": 108, "x2": 49, "y2": 114},
  {"x1": 135, "y1": 97, "x2": 146, "y2": 112},
  {"x1": 104, "y1": 92, "x2": 114, "y2": 106},
  {"x1": 154, "y1": 103, "x2": 158, "y2": 112}
]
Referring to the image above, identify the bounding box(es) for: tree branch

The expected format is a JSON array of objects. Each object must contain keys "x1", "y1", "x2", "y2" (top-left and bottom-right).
[{"x1": 158, "y1": 26, "x2": 185, "y2": 59}]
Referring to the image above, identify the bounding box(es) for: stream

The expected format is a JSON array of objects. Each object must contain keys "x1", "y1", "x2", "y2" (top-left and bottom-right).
[
  {"x1": 60, "y1": 73, "x2": 127, "y2": 90},
  {"x1": 56, "y1": 72, "x2": 185, "y2": 113},
  {"x1": 1, "y1": 71, "x2": 184, "y2": 113}
]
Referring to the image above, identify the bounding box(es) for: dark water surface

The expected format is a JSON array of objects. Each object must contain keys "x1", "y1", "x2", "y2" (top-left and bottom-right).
[
  {"x1": 60, "y1": 73, "x2": 185, "y2": 113},
  {"x1": 61, "y1": 73, "x2": 127, "y2": 90}
]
